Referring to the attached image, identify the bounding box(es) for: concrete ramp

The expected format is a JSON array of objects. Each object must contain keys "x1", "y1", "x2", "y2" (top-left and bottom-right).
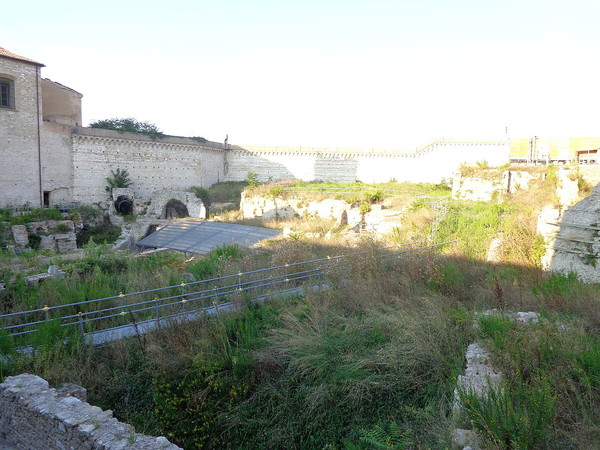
[{"x1": 136, "y1": 220, "x2": 280, "y2": 254}]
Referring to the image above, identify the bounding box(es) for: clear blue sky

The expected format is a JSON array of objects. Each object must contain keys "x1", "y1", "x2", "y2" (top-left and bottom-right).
[{"x1": 2, "y1": 0, "x2": 599, "y2": 148}]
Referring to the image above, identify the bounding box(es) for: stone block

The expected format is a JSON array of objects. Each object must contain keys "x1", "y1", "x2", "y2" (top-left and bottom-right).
[
  {"x1": 39, "y1": 234, "x2": 55, "y2": 250},
  {"x1": 11, "y1": 225, "x2": 29, "y2": 246},
  {"x1": 57, "y1": 383, "x2": 87, "y2": 402}
]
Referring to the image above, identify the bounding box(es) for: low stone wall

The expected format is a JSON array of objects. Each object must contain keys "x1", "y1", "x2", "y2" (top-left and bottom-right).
[
  {"x1": 0, "y1": 374, "x2": 180, "y2": 449},
  {"x1": 11, "y1": 220, "x2": 77, "y2": 253}
]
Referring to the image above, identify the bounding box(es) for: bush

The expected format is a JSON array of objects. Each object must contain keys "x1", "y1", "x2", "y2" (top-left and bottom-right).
[
  {"x1": 105, "y1": 168, "x2": 131, "y2": 194},
  {"x1": 246, "y1": 171, "x2": 260, "y2": 188},
  {"x1": 267, "y1": 185, "x2": 285, "y2": 199},
  {"x1": 459, "y1": 377, "x2": 555, "y2": 448},
  {"x1": 76, "y1": 224, "x2": 121, "y2": 246}
]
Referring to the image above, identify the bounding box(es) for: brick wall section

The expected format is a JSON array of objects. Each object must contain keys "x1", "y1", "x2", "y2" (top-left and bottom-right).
[
  {"x1": 71, "y1": 128, "x2": 227, "y2": 203},
  {"x1": 0, "y1": 374, "x2": 181, "y2": 449},
  {"x1": 0, "y1": 57, "x2": 43, "y2": 206}
]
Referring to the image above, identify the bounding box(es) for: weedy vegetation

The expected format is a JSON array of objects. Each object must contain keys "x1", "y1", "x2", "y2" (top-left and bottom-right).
[{"x1": 1, "y1": 174, "x2": 599, "y2": 449}]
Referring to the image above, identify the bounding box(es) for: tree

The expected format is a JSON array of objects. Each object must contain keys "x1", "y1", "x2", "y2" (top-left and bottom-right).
[
  {"x1": 105, "y1": 168, "x2": 132, "y2": 193},
  {"x1": 89, "y1": 117, "x2": 162, "y2": 135}
]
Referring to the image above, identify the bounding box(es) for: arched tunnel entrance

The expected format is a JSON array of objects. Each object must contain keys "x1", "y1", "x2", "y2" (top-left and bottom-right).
[{"x1": 161, "y1": 199, "x2": 189, "y2": 219}]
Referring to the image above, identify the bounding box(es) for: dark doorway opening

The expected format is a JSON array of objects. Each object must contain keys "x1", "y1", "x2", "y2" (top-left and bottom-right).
[
  {"x1": 161, "y1": 199, "x2": 189, "y2": 219},
  {"x1": 115, "y1": 195, "x2": 134, "y2": 215}
]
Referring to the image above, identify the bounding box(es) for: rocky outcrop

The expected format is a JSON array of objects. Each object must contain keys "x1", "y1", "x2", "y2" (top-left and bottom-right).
[
  {"x1": 452, "y1": 169, "x2": 543, "y2": 201},
  {"x1": 240, "y1": 193, "x2": 406, "y2": 234},
  {"x1": 537, "y1": 183, "x2": 600, "y2": 282}
]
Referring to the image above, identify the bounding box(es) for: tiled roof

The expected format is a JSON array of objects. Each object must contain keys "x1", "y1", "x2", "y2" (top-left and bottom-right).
[{"x1": 0, "y1": 47, "x2": 44, "y2": 66}]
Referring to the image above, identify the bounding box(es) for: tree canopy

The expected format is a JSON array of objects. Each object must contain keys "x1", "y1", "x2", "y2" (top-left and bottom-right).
[{"x1": 89, "y1": 117, "x2": 162, "y2": 135}]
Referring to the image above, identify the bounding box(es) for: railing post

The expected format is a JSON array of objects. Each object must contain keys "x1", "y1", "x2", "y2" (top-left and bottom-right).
[
  {"x1": 154, "y1": 297, "x2": 160, "y2": 324},
  {"x1": 118, "y1": 292, "x2": 126, "y2": 325},
  {"x1": 42, "y1": 305, "x2": 50, "y2": 322},
  {"x1": 180, "y1": 282, "x2": 187, "y2": 314},
  {"x1": 78, "y1": 312, "x2": 84, "y2": 336}
]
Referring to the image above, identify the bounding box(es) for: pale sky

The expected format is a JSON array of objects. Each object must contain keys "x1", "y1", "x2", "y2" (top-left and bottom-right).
[{"x1": 2, "y1": 0, "x2": 599, "y2": 149}]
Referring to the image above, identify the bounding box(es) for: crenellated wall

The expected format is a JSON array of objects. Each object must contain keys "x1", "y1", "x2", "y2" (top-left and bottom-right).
[
  {"x1": 71, "y1": 128, "x2": 227, "y2": 203},
  {"x1": 225, "y1": 141, "x2": 509, "y2": 184}
]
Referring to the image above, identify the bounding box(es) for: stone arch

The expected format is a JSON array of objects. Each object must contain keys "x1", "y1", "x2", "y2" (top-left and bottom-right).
[
  {"x1": 144, "y1": 190, "x2": 206, "y2": 220},
  {"x1": 161, "y1": 199, "x2": 189, "y2": 219}
]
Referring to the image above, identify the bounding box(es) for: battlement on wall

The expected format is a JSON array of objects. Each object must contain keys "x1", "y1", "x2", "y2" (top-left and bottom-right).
[
  {"x1": 74, "y1": 126, "x2": 227, "y2": 149},
  {"x1": 236, "y1": 138, "x2": 508, "y2": 157}
]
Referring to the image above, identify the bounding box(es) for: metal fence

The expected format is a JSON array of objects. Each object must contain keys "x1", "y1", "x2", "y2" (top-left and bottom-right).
[{"x1": 0, "y1": 240, "x2": 454, "y2": 348}]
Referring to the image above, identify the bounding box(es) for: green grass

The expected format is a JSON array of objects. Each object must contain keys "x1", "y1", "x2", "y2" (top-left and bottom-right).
[
  {"x1": 436, "y1": 201, "x2": 507, "y2": 258},
  {"x1": 207, "y1": 181, "x2": 247, "y2": 202},
  {"x1": 1, "y1": 176, "x2": 599, "y2": 449}
]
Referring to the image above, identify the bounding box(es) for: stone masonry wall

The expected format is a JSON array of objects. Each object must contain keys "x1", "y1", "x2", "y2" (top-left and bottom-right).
[
  {"x1": 41, "y1": 121, "x2": 75, "y2": 204},
  {"x1": 71, "y1": 128, "x2": 227, "y2": 203},
  {"x1": 0, "y1": 57, "x2": 43, "y2": 207},
  {"x1": 225, "y1": 141, "x2": 509, "y2": 184},
  {"x1": 0, "y1": 374, "x2": 180, "y2": 449}
]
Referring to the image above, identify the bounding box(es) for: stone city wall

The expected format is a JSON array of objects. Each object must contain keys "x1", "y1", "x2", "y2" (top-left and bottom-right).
[
  {"x1": 225, "y1": 141, "x2": 509, "y2": 184},
  {"x1": 0, "y1": 373, "x2": 180, "y2": 449},
  {"x1": 71, "y1": 128, "x2": 227, "y2": 203}
]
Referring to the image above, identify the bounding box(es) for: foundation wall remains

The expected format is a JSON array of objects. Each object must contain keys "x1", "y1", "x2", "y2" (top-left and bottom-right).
[{"x1": 0, "y1": 373, "x2": 180, "y2": 449}]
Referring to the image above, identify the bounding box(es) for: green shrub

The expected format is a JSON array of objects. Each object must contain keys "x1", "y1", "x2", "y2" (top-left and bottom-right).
[
  {"x1": 459, "y1": 377, "x2": 555, "y2": 448},
  {"x1": 207, "y1": 181, "x2": 246, "y2": 202},
  {"x1": 346, "y1": 421, "x2": 413, "y2": 449},
  {"x1": 54, "y1": 223, "x2": 70, "y2": 233},
  {"x1": 188, "y1": 245, "x2": 242, "y2": 280},
  {"x1": 28, "y1": 233, "x2": 42, "y2": 250},
  {"x1": 72, "y1": 244, "x2": 130, "y2": 275},
  {"x1": 76, "y1": 224, "x2": 121, "y2": 246},
  {"x1": 478, "y1": 315, "x2": 513, "y2": 349},
  {"x1": 189, "y1": 186, "x2": 211, "y2": 208},
  {"x1": 359, "y1": 201, "x2": 372, "y2": 215},
  {"x1": 267, "y1": 185, "x2": 285, "y2": 199},
  {"x1": 246, "y1": 171, "x2": 260, "y2": 188}
]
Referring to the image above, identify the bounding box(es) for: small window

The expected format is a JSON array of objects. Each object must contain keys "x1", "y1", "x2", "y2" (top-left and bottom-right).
[{"x1": 0, "y1": 78, "x2": 14, "y2": 109}]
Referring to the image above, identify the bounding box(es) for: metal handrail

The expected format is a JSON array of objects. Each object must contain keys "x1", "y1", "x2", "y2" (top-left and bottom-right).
[{"x1": 1, "y1": 240, "x2": 455, "y2": 343}]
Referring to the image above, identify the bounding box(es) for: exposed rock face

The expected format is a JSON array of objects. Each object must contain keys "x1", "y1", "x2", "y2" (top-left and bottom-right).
[
  {"x1": 452, "y1": 170, "x2": 543, "y2": 201},
  {"x1": 556, "y1": 169, "x2": 580, "y2": 207},
  {"x1": 538, "y1": 183, "x2": 600, "y2": 282},
  {"x1": 240, "y1": 193, "x2": 406, "y2": 234},
  {"x1": 0, "y1": 374, "x2": 180, "y2": 449}
]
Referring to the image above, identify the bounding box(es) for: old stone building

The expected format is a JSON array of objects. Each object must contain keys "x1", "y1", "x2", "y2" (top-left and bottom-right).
[{"x1": 0, "y1": 47, "x2": 228, "y2": 208}]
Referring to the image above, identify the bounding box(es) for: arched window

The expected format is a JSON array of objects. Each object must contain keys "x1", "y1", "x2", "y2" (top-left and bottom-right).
[{"x1": 0, "y1": 76, "x2": 15, "y2": 109}]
